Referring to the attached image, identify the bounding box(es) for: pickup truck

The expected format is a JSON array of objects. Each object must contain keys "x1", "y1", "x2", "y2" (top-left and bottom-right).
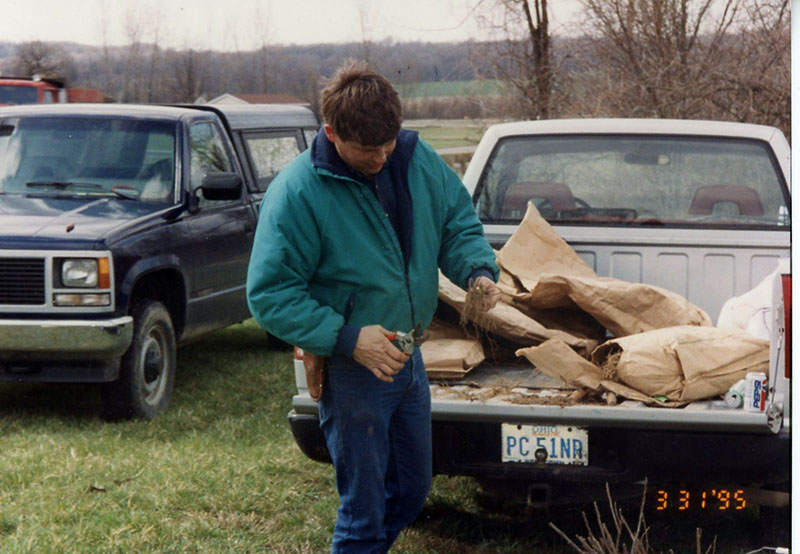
[
  {"x1": 0, "y1": 102, "x2": 319, "y2": 419},
  {"x1": 287, "y1": 119, "x2": 791, "y2": 516}
]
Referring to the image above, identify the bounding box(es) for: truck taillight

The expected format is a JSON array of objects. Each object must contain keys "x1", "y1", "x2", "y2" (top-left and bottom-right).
[
  {"x1": 294, "y1": 346, "x2": 304, "y2": 361},
  {"x1": 781, "y1": 274, "x2": 791, "y2": 378}
]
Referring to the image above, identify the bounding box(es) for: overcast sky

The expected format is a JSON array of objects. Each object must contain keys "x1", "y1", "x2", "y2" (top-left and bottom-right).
[{"x1": 1, "y1": 0, "x2": 585, "y2": 51}]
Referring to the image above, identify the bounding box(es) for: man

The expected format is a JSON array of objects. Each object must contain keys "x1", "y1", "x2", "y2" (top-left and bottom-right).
[{"x1": 247, "y1": 60, "x2": 499, "y2": 553}]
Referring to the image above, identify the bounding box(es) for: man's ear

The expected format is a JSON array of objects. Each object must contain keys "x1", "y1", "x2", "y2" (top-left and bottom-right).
[{"x1": 323, "y1": 124, "x2": 337, "y2": 143}]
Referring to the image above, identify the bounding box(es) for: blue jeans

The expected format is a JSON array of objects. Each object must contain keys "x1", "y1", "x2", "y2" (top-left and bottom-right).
[{"x1": 319, "y1": 349, "x2": 432, "y2": 554}]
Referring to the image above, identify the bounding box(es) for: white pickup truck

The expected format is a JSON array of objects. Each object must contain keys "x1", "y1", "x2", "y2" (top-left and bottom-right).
[{"x1": 288, "y1": 119, "x2": 790, "y2": 518}]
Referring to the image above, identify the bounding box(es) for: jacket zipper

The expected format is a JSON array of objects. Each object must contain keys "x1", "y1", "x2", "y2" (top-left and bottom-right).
[
  {"x1": 354, "y1": 185, "x2": 416, "y2": 329},
  {"x1": 319, "y1": 168, "x2": 417, "y2": 331}
]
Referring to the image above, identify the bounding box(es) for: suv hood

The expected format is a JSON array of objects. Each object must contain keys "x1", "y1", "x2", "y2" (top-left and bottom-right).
[{"x1": 0, "y1": 195, "x2": 170, "y2": 243}]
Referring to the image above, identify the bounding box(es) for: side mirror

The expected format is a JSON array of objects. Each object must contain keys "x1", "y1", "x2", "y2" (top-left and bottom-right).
[{"x1": 199, "y1": 172, "x2": 243, "y2": 201}]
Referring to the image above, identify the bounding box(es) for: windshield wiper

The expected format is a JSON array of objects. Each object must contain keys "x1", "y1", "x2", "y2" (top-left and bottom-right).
[
  {"x1": 25, "y1": 180, "x2": 141, "y2": 201},
  {"x1": 26, "y1": 180, "x2": 104, "y2": 190}
]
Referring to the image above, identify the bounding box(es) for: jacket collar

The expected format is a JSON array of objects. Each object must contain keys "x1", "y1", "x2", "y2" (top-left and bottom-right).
[{"x1": 310, "y1": 127, "x2": 419, "y2": 184}]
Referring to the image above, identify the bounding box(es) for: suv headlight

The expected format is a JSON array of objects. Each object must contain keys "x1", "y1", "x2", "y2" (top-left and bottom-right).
[
  {"x1": 59, "y1": 257, "x2": 110, "y2": 288},
  {"x1": 63, "y1": 259, "x2": 98, "y2": 287},
  {"x1": 53, "y1": 257, "x2": 112, "y2": 307}
]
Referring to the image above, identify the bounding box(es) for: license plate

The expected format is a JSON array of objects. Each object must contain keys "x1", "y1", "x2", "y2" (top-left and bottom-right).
[{"x1": 501, "y1": 423, "x2": 589, "y2": 465}]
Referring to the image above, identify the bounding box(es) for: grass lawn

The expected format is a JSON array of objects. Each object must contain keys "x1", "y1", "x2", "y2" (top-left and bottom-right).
[
  {"x1": 0, "y1": 320, "x2": 575, "y2": 553},
  {"x1": 0, "y1": 320, "x2": 786, "y2": 552},
  {"x1": 0, "y1": 320, "x2": 337, "y2": 553}
]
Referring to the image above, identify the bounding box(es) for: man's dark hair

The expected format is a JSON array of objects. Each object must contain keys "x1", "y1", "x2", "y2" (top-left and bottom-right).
[{"x1": 321, "y1": 60, "x2": 402, "y2": 146}]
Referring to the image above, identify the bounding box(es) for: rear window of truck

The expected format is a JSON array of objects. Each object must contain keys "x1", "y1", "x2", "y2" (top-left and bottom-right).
[{"x1": 475, "y1": 135, "x2": 790, "y2": 229}]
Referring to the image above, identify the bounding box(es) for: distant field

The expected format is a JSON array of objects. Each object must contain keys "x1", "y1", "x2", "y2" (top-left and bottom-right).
[
  {"x1": 405, "y1": 120, "x2": 488, "y2": 150},
  {"x1": 396, "y1": 79, "x2": 504, "y2": 98},
  {"x1": 404, "y1": 120, "x2": 490, "y2": 175}
]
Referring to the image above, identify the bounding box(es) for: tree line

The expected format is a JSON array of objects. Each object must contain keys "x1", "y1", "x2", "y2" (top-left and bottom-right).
[
  {"x1": 477, "y1": 0, "x2": 789, "y2": 138},
  {"x1": 0, "y1": 0, "x2": 789, "y2": 139},
  {"x1": 0, "y1": 39, "x2": 485, "y2": 113}
]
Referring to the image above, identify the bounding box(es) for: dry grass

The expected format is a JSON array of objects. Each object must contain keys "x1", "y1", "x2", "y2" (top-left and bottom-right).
[{"x1": 549, "y1": 482, "x2": 717, "y2": 554}]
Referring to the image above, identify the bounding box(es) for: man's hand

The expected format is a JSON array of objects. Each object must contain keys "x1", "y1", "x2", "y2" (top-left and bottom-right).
[
  {"x1": 352, "y1": 325, "x2": 410, "y2": 383},
  {"x1": 469, "y1": 275, "x2": 501, "y2": 312}
]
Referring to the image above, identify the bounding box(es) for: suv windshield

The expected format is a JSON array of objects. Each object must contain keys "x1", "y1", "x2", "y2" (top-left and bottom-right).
[
  {"x1": 475, "y1": 135, "x2": 790, "y2": 229},
  {"x1": 0, "y1": 116, "x2": 177, "y2": 203}
]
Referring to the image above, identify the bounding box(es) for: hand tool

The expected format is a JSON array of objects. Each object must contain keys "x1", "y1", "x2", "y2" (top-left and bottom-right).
[{"x1": 385, "y1": 323, "x2": 428, "y2": 354}]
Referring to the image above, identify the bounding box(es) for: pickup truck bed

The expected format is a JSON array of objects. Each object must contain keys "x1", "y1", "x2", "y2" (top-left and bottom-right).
[{"x1": 295, "y1": 361, "x2": 782, "y2": 433}]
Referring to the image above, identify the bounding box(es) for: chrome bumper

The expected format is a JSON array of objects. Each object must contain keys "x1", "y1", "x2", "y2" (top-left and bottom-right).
[{"x1": 0, "y1": 317, "x2": 133, "y2": 360}]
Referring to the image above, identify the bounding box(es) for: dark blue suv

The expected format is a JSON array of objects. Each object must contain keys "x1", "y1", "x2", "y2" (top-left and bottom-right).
[{"x1": 0, "y1": 103, "x2": 318, "y2": 419}]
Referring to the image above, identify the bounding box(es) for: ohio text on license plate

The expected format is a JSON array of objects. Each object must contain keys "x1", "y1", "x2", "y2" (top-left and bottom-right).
[{"x1": 501, "y1": 423, "x2": 589, "y2": 465}]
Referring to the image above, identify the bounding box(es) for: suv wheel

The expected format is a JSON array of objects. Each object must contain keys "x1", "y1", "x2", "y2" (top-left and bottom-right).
[{"x1": 101, "y1": 299, "x2": 176, "y2": 420}]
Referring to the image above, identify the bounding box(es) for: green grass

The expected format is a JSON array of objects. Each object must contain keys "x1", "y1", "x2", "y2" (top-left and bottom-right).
[
  {"x1": 405, "y1": 123, "x2": 486, "y2": 150},
  {"x1": 396, "y1": 80, "x2": 504, "y2": 99},
  {"x1": 0, "y1": 320, "x2": 786, "y2": 552},
  {"x1": 0, "y1": 321, "x2": 334, "y2": 553},
  {"x1": 0, "y1": 320, "x2": 570, "y2": 553}
]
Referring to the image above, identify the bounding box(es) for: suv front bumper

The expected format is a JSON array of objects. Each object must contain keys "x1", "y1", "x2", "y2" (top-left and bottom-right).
[{"x1": 0, "y1": 316, "x2": 133, "y2": 382}]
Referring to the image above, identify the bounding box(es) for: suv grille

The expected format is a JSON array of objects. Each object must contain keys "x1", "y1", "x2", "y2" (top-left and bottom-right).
[{"x1": 0, "y1": 258, "x2": 46, "y2": 305}]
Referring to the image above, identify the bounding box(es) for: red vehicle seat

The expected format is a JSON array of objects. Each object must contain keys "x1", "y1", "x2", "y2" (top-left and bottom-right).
[{"x1": 688, "y1": 185, "x2": 764, "y2": 216}]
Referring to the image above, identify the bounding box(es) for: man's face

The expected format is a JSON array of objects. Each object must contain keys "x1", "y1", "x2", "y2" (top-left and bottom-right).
[{"x1": 324, "y1": 125, "x2": 396, "y2": 177}]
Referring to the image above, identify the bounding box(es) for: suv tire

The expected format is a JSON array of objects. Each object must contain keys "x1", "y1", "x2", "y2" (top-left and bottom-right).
[{"x1": 101, "y1": 299, "x2": 176, "y2": 420}]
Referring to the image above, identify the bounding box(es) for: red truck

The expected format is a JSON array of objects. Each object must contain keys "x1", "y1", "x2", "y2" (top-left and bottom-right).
[{"x1": 0, "y1": 76, "x2": 108, "y2": 106}]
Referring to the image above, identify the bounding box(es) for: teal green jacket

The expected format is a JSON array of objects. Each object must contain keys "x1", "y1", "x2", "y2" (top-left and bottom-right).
[{"x1": 246, "y1": 129, "x2": 498, "y2": 356}]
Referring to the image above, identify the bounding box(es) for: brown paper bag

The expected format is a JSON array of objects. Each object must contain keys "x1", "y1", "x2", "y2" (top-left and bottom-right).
[
  {"x1": 420, "y1": 320, "x2": 485, "y2": 378},
  {"x1": 422, "y1": 339, "x2": 485, "y2": 379},
  {"x1": 516, "y1": 339, "x2": 670, "y2": 405},
  {"x1": 522, "y1": 274, "x2": 712, "y2": 337},
  {"x1": 518, "y1": 325, "x2": 769, "y2": 405},
  {"x1": 592, "y1": 326, "x2": 770, "y2": 402},
  {"x1": 517, "y1": 339, "x2": 660, "y2": 402},
  {"x1": 496, "y1": 204, "x2": 597, "y2": 290},
  {"x1": 515, "y1": 338, "x2": 603, "y2": 390},
  {"x1": 497, "y1": 203, "x2": 712, "y2": 335},
  {"x1": 438, "y1": 272, "x2": 600, "y2": 358}
]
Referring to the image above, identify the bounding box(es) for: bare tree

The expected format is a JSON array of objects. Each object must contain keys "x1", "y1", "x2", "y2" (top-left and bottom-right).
[
  {"x1": 121, "y1": 3, "x2": 145, "y2": 102},
  {"x1": 577, "y1": 0, "x2": 744, "y2": 119},
  {"x1": 475, "y1": 0, "x2": 556, "y2": 119},
  {"x1": 707, "y1": 0, "x2": 790, "y2": 135},
  {"x1": 356, "y1": 0, "x2": 376, "y2": 65},
  {"x1": 96, "y1": 0, "x2": 117, "y2": 98},
  {"x1": 300, "y1": 62, "x2": 323, "y2": 114},
  {"x1": 220, "y1": 7, "x2": 249, "y2": 96},
  {"x1": 168, "y1": 48, "x2": 209, "y2": 103},
  {"x1": 11, "y1": 41, "x2": 74, "y2": 79},
  {"x1": 571, "y1": 0, "x2": 789, "y2": 137},
  {"x1": 248, "y1": 3, "x2": 276, "y2": 94},
  {"x1": 144, "y1": 2, "x2": 166, "y2": 103}
]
